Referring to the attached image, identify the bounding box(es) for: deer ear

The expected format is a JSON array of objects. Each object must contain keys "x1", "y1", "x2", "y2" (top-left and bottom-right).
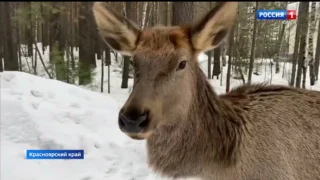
[
  {"x1": 190, "y1": 2, "x2": 238, "y2": 53},
  {"x1": 93, "y1": 2, "x2": 141, "y2": 56}
]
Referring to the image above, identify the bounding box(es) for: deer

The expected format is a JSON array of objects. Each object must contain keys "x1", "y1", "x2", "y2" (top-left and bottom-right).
[{"x1": 93, "y1": 2, "x2": 320, "y2": 180}]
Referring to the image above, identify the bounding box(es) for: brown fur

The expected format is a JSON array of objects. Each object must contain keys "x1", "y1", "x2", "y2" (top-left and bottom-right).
[{"x1": 93, "y1": 2, "x2": 320, "y2": 180}]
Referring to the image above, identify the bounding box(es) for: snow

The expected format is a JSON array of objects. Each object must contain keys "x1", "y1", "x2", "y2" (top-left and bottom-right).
[
  {"x1": 1, "y1": 44, "x2": 320, "y2": 180},
  {"x1": 0, "y1": 72, "x2": 158, "y2": 180}
]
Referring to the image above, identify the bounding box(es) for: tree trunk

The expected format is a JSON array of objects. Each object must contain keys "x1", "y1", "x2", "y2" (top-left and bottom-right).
[
  {"x1": 105, "y1": 47, "x2": 111, "y2": 67},
  {"x1": 16, "y1": 18, "x2": 22, "y2": 71},
  {"x1": 295, "y1": 2, "x2": 309, "y2": 88},
  {"x1": 101, "y1": 49, "x2": 104, "y2": 92},
  {"x1": 172, "y1": 2, "x2": 194, "y2": 25},
  {"x1": 157, "y1": 2, "x2": 168, "y2": 25},
  {"x1": 247, "y1": 2, "x2": 259, "y2": 85},
  {"x1": 70, "y1": 2, "x2": 75, "y2": 70},
  {"x1": 275, "y1": 23, "x2": 286, "y2": 74},
  {"x1": 78, "y1": 2, "x2": 96, "y2": 85},
  {"x1": 105, "y1": 45, "x2": 111, "y2": 94},
  {"x1": 49, "y1": 2, "x2": 67, "y2": 81},
  {"x1": 221, "y1": 42, "x2": 227, "y2": 67},
  {"x1": 49, "y1": 2, "x2": 58, "y2": 63},
  {"x1": 315, "y1": 16, "x2": 320, "y2": 81},
  {"x1": 0, "y1": 4, "x2": 3, "y2": 72},
  {"x1": 88, "y1": 2, "x2": 97, "y2": 68},
  {"x1": 96, "y1": 34, "x2": 102, "y2": 60},
  {"x1": 121, "y1": 56, "x2": 130, "y2": 89},
  {"x1": 226, "y1": 27, "x2": 235, "y2": 93},
  {"x1": 26, "y1": 2, "x2": 33, "y2": 57},
  {"x1": 0, "y1": 2, "x2": 19, "y2": 71},
  {"x1": 75, "y1": 2, "x2": 79, "y2": 51},
  {"x1": 121, "y1": 1, "x2": 137, "y2": 89},
  {"x1": 145, "y1": 2, "x2": 152, "y2": 27},
  {"x1": 167, "y1": 2, "x2": 172, "y2": 26},
  {"x1": 141, "y1": 2, "x2": 149, "y2": 28},
  {"x1": 95, "y1": 4, "x2": 102, "y2": 59},
  {"x1": 207, "y1": 51, "x2": 212, "y2": 79},
  {"x1": 40, "y1": 2, "x2": 47, "y2": 54},
  {"x1": 290, "y1": 3, "x2": 304, "y2": 86},
  {"x1": 78, "y1": 2, "x2": 91, "y2": 85},
  {"x1": 153, "y1": 2, "x2": 158, "y2": 26},
  {"x1": 307, "y1": 2, "x2": 317, "y2": 85},
  {"x1": 212, "y1": 47, "x2": 221, "y2": 79}
]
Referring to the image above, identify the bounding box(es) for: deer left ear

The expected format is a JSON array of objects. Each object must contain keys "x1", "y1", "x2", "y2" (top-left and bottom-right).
[
  {"x1": 93, "y1": 2, "x2": 141, "y2": 56},
  {"x1": 190, "y1": 2, "x2": 238, "y2": 53}
]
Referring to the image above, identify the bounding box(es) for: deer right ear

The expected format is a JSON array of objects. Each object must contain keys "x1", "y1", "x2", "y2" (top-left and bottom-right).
[
  {"x1": 190, "y1": 2, "x2": 238, "y2": 53},
  {"x1": 93, "y1": 2, "x2": 141, "y2": 56}
]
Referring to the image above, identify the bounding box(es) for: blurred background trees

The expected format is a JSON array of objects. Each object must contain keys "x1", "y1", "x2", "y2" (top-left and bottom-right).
[{"x1": 0, "y1": 1, "x2": 319, "y2": 92}]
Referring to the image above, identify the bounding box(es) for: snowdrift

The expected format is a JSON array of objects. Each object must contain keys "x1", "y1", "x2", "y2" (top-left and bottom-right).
[{"x1": 0, "y1": 72, "x2": 159, "y2": 180}]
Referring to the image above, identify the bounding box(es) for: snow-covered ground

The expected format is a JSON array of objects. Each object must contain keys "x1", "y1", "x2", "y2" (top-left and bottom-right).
[
  {"x1": 1, "y1": 71, "x2": 162, "y2": 180},
  {"x1": 1, "y1": 44, "x2": 320, "y2": 180}
]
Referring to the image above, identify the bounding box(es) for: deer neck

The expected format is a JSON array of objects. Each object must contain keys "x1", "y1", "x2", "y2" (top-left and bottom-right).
[
  {"x1": 191, "y1": 65, "x2": 245, "y2": 165},
  {"x1": 146, "y1": 65, "x2": 246, "y2": 178}
]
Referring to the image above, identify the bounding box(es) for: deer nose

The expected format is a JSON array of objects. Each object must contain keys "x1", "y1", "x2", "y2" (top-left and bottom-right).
[{"x1": 118, "y1": 111, "x2": 149, "y2": 133}]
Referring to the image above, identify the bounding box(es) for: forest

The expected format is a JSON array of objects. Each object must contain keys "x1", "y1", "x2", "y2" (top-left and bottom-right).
[{"x1": 0, "y1": 2, "x2": 319, "y2": 92}]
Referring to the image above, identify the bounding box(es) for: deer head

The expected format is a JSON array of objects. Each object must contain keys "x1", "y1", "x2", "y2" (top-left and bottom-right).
[{"x1": 93, "y1": 2, "x2": 238, "y2": 140}]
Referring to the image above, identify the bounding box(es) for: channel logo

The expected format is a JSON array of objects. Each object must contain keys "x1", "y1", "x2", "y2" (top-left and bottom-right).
[{"x1": 256, "y1": 10, "x2": 296, "y2": 20}]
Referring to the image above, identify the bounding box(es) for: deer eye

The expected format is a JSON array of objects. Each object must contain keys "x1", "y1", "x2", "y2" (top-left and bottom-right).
[{"x1": 177, "y1": 61, "x2": 187, "y2": 71}]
